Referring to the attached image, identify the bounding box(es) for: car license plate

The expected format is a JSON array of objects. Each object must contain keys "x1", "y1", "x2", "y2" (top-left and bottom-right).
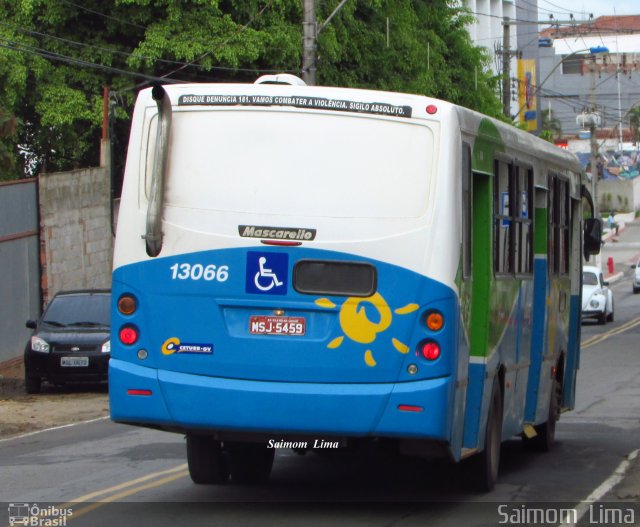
[
  {"x1": 249, "y1": 316, "x2": 306, "y2": 336},
  {"x1": 61, "y1": 356, "x2": 89, "y2": 367}
]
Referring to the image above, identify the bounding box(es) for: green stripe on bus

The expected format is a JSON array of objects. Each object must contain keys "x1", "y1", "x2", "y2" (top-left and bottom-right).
[{"x1": 534, "y1": 208, "x2": 547, "y2": 254}]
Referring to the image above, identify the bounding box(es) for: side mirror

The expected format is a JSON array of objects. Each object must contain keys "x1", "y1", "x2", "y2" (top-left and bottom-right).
[
  {"x1": 26, "y1": 320, "x2": 37, "y2": 329},
  {"x1": 584, "y1": 218, "x2": 602, "y2": 260}
]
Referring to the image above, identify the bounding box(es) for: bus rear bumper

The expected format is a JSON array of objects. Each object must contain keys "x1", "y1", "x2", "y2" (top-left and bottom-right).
[{"x1": 109, "y1": 359, "x2": 452, "y2": 440}]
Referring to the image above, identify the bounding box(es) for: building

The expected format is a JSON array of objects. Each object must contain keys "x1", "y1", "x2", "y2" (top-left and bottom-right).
[
  {"x1": 464, "y1": 1, "x2": 541, "y2": 124},
  {"x1": 539, "y1": 16, "x2": 640, "y2": 141}
]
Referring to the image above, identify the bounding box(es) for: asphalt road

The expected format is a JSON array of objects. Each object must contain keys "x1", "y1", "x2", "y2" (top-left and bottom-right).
[{"x1": 2, "y1": 274, "x2": 640, "y2": 527}]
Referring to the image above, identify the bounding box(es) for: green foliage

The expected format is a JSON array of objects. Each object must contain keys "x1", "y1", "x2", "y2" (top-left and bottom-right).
[
  {"x1": 0, "y1": 0, "x2": 503, "y2": 179},
  {"x1": 317, "y1": 0, "x2": 502, "y2": 117},
  {"x1": 541, "y1": 108, "x2": 562, "y2": 142},
  {"x1": 0, "y1": 108, "x2": 18, "y2": 180},
  {"x1": 629, "y1": 106, "x2": 640, "y2": 143}
]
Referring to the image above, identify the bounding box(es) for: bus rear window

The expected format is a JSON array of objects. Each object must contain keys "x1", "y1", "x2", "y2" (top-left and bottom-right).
[
  {"x1": 294, "y1": 260, "x2": 377, "y2": 297},
  {"x1": 145, "y1": 110, "x2": 434, "y2": 219}
]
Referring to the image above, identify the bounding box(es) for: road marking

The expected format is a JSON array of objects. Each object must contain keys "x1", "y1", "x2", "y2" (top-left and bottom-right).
[
  {"x1": 0, "y1": 416, "x2": 110, "y2": 443},
  {"x1": 67, "y1": 463, "x2": 188, "y2": 502},
  {"x1": 559, "y1": 449, "x2": 640, "y2": 527},
  {"x1": 581, "y1": 316, "x2": 640, "y2": 349},
  {"x1": 65, "y1": 468, "x2": 189, "y2": 521},
  {"x1": 3, "y1": 464, "x2": 190, "y2": 527}
]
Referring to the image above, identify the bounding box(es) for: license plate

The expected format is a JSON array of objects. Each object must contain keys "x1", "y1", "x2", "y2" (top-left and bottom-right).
[
  {"x1": 61, "y1": 357, "x2": 89, "y2": 367},
  {"x1": 249, "y1": 316, "x2": 306, "y2": 336}
]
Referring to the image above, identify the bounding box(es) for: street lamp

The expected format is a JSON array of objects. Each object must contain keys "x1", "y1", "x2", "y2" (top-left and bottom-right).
[{"x1": 514, "y1": 46, "x2": 609, "y2": 121}]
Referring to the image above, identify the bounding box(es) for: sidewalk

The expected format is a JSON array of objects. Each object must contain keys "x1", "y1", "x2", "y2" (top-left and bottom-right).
[{"x1": 599, "y1": 213, "x2": 640, "y2": 283}]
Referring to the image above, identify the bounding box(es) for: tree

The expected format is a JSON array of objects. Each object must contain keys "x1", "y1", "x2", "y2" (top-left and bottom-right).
[
  {"x1": 629, "y1": 106, "x2": 640, "y2": 144},
  {"x1": 317, "y1": 0, "x2": 502, "y2": 117},
  {"x1": 540, "y1": 108, "x2": 562, "y2": 142},
  {"x1": 0, "y1": 0, "x2": 502, "y2": 180},
  {"x1": 0, "y1": 109, "x2": 18, "y2": 180}
]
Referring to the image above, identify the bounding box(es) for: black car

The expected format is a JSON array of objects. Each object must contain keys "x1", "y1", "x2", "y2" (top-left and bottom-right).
[{"x1": 24, "y1": 289, "x2": 111, "y2": 393}]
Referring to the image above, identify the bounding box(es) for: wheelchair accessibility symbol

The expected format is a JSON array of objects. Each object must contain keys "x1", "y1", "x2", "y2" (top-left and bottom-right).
[{"x1": 246, "y1": 252, "x2": 288, "y2": 295}]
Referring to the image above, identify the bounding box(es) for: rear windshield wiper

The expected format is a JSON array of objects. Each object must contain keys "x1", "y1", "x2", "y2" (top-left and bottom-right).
[{"x1": 68, "y1": 321, "x2": 106, "y2": 327}]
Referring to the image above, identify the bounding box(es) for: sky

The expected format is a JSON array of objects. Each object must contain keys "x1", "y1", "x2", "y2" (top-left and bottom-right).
[{"x1": 537, "y1": 0, "x2": 640, "y2": 20}]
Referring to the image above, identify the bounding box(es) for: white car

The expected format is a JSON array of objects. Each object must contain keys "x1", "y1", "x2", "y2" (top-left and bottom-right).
[
  {"x1": 582, "y1": 266, "x2": 614, "y2": 324},
  {"x1": 632, "y1": 257, "x2": 640, "y2": 294}
]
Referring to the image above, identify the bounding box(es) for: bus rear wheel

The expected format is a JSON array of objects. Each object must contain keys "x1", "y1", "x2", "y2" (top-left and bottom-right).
[
  {"x1": 524, "y1": 378, "x2": 561, "y2": 452},
  {"x1": 186, "y1": 434, "x2": 230, "y2": 484},
  {"x1": 469, "y1": 378, "x2": 503, "y2": 492},
  {"x1": 226, "y1": 441, "x2": 275, "y2": 484}
]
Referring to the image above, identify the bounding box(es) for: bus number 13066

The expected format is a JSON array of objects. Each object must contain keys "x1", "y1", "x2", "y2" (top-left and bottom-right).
[{"x1": 170, "y1": 263, "x2": 230, "y2": 282}]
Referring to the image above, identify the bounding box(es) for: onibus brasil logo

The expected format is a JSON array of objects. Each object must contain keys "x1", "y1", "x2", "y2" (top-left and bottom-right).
[{"x1": 8, "y1": 503, "x2": 73, "y2": 526}]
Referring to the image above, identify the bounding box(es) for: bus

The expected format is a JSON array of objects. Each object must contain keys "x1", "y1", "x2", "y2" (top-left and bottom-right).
[{"x1": 109, "y1": 74, "x2": 602, "y2": 491}]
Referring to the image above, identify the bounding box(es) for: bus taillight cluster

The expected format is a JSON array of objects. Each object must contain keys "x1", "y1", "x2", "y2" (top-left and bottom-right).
[
  {"x1": 418, "y1": 310, "x2": 444, "y2": 361},
  {"x1": 117, "y1": 294, "x2": 139, "y2": 345}
]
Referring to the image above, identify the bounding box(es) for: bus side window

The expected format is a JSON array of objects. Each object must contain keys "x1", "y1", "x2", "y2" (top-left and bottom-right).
[
  {"x1": 559, "y1": 179, "x2": 570, "y2": 275},
  {"x1": 516, "y1": 166, "x2": 533, "y2": 275},
  {"x1": 494, "y1": 158, "x2": 514, "y2": 276},
  {"x1": 462, "y1": 142, "x2": 472, "y2": 280},
  {"x1": 548, "y1": 174, "x2": 570, "y2": 276}
]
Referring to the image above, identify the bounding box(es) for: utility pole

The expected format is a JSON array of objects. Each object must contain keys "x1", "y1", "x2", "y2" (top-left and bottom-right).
[
  {"x1": 589, "y1": 58, "x2": 600, "y2": 220},
  {"x1": 577, "y1": 57, "x2": 602, "y2": 220},
  {"x1": 502, "y1": 17, "x2": 594, "y2": 121},
  {"x1": 502, "y1": 17, "x2": 511, "y2": 117},
  {"x1": 302, "y1": 0, "x2": 317, "y2": 85},
  {"x1": 302, "y1": 0, "x2": 350, "y2": 86}
]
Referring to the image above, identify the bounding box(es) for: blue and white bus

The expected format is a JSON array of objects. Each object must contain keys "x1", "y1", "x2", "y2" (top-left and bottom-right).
[{"x1": 109, "y1": 75, "x2": 601, "y2": 490}]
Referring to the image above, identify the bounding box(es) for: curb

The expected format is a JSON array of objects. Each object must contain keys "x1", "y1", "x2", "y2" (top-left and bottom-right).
[{"x1": 604, "y1": 271, "x2": 625, "y2": 283}]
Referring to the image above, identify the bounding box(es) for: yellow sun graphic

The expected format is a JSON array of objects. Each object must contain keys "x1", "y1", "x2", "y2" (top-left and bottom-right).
[{"x1": 316, "y1": 293, "x2": 419, "y2": 367}]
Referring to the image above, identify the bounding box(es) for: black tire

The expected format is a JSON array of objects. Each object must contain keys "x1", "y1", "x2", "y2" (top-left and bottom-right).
[
  {"x1": 469, "y1": 378, "x2": 503, "y2": 492},
  {"x1": 186, "y1": 434, "x2": 230, "y2": 484},
  {"x1": 524, "y1": 378, "x2": 561, "y2": 452},
  {"x1": 607, "y1": 300, "x2": 614, "y2": 322},
  {"x1": 25, "y1": 375, "x2": 41, "y2": 394},
  {"x1": 226, "y1": 441, "x2": 275, "y2": 484},
  {"x1": 598, "y1": 311, "x2": 607, "y2": 325}
]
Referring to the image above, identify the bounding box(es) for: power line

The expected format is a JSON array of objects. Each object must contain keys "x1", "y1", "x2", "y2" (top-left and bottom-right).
[
  {"x1": 0, "y1": 3, "x2": 302, "y2": 88},
  {"x1": 59, "y1": 0, "x2": 146, "y2": 30},
  {"x1": 158, "y1": 0, "x2": 275, "y2": 81},
  {"x1": 0, "y1": 37, "x2": 189, "y2": 84}
]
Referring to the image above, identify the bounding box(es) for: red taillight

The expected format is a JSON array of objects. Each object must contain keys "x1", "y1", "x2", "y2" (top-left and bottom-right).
[
  {"x1": 261, "y1": 240, "x2": 303, "y2": 246},
  {"x1": 420, "y1": 341, "x2": 441, "y2": 361},
  {"x1": 127, "y1": 389, "x2": 152, "y2": 396},
  {"x1": 398, "y1": 404, "x2": 424, "y2": 413},
  {"x1": 426, "y1": 104, "x2": 438, "y2": 115},
  {"x1": 119, "y1": 325, "x2": 139, "y2": 345}
]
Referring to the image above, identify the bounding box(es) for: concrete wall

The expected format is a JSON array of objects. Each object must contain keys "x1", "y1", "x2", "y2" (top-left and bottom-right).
[
  {"x1": 39, "y1": 167, "x2": 112, "y2": 304},
  {"x1": 598, "y1": 176, "x2": 640, "y2": 215},
  {"x1": 0, "y1": 179, "x2": 41, "y2": 362}
]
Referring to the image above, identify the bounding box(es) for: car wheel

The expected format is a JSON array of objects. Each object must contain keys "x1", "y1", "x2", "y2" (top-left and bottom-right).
[
  {"x1": 633, "y1": 286, "x2": 639, "y2": 294},
  {"x1": 607, "y1": 300, "x2": 614, "y2": 322},
  {"x1": 25, "y1": 375, "x2": 42, "y2": 394},
  {"x1": 468, "y1": 377, "x2": 502, "y2": 492},
  {"x1": 186, "y1": 434, "x2": 230, "y2": 484},
  {"x1": 226, "y1": 441, "x2": 275, "y2": 484},
  {"x1": 598, "y1": 311, "x2": 607, "y2": 325}
]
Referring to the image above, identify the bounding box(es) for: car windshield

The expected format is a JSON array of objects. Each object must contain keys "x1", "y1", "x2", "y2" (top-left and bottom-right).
[
  {"x1": 583, "y1": 272, "x2": 599, "y2": 286},
  {"x1": 42, "y1": 293, "x2": 111, "y2": 327}
]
